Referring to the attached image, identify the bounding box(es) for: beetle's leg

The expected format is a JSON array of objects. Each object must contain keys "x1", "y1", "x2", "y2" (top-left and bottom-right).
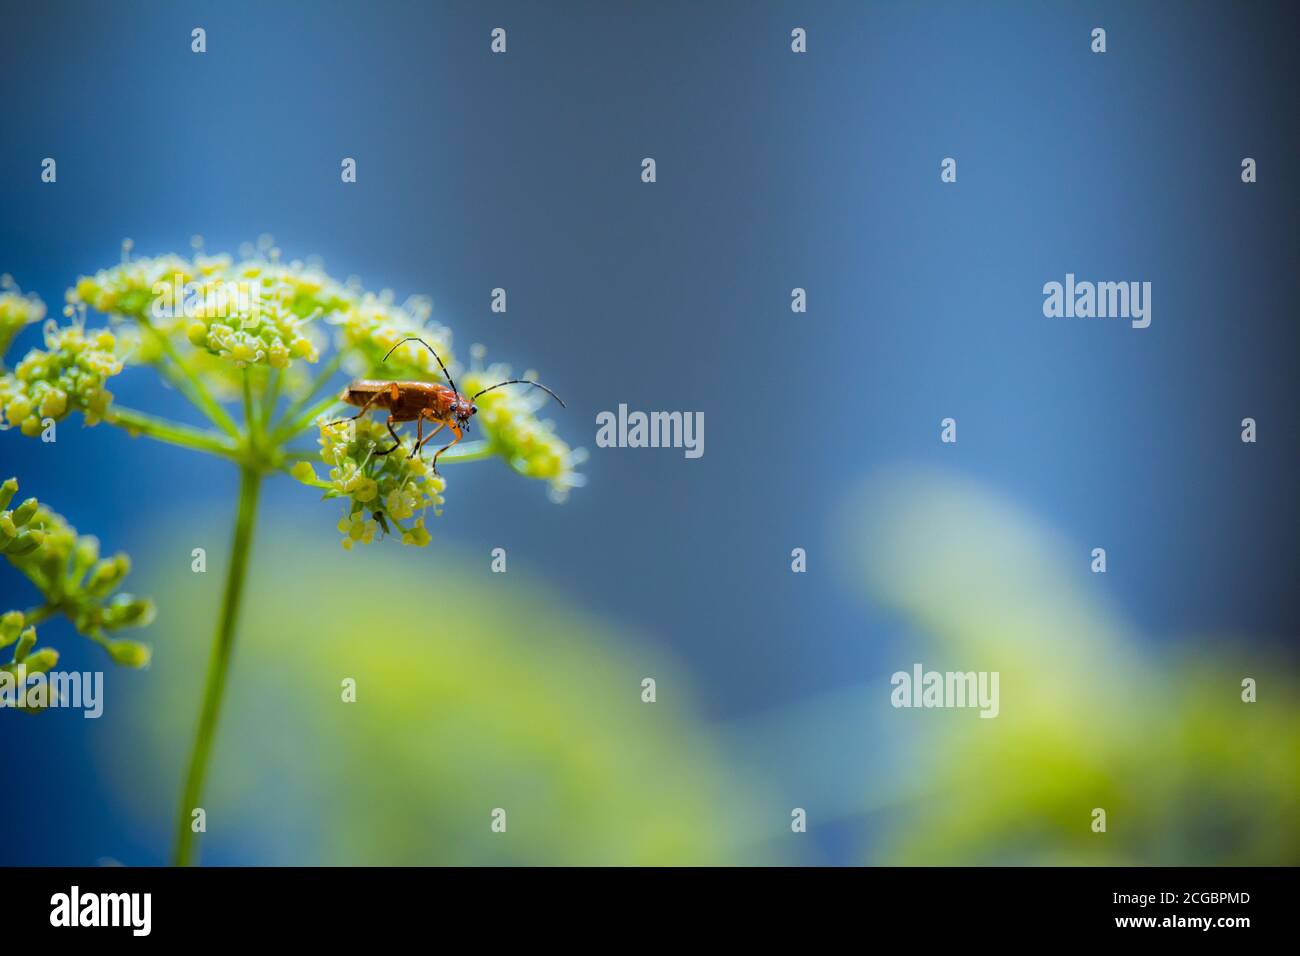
[
  {"x1": 429, "y1": 421, "x2": 464, "y2": 475},
  {"x1": 374, "y1": 416, "x2": 403, "y2": 456},
  {"x1": 412, "y1": 419, "x2": 446, "y2": 459},
  {"x1": 325, "y1": 391, "x2": 379, "y2": 428},
  {"x1": 410, "y1": 413, "x2": 425, "y2": 459}
]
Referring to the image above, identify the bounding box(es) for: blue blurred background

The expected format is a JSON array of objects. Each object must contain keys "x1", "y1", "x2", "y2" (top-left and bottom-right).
[{"x1": 1, "y1": 0, "x2": 1296, "y2": 865}]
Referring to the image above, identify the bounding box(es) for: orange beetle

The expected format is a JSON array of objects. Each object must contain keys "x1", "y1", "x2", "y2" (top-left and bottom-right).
[{"x1": 329, "y1": 337, "x2": 565, "y2": 473}]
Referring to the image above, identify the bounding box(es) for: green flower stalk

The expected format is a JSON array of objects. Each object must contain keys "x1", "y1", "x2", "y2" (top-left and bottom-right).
[{"x1": 0, "y1": 240, "x2": 583, "y2": 864}]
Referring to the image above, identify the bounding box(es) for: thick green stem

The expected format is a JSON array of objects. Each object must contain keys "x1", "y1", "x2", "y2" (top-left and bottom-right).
[{"x1": 172, "y1": 466, "x2": 262, "y2": 866}]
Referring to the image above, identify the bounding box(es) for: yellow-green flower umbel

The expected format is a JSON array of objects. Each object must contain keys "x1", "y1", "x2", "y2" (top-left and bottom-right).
[
  {"x1": 461, "y1": 347, "x2": 587, "y2": 503},
  {"x1": 292, "y1": 416, "x2": 447, "y2": 549},
  {"x1": 0, "y1": 476, "x2": 154, "y2": 669},
  {"x1": 0, "y1": 321, "x2": 124, "y2": 436},
  {"x1": 329, "y1": 289, "x2": 454, "y2": 380}
]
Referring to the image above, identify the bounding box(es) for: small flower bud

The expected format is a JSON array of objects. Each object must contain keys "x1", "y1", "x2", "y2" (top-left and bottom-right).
[
  {"x1": 13, "y1": 626, "x2": 37, "y2": 662},
  {"x1": 401, "y1": 518, "x2": 432, "y2": 548},
  {"x1": 38, "y1": 387, "x2": 69, "y2": 418},
  {"x1": 102, "y1": 595, "x2": 155, "y2": 629},
  {"x1": 5, "y1": 394, "x2": 34, "y2": 424},
  {"x1": 102, "y1": 639, "x2": 151, "y2": 668},
  {"x1": 85, "y1": 554, "x2": 130, "y2": 597},
  {"x1": 11, "y1": 497, "x2": 38, "y2": 526},
  {"x1": 22, "y1": 647, "x2": 58, "y2": 675},
  {"x1": 1, "y1": 532, "x2": 41, "y2": 556},
  {"x1": 0, "y1": 477, "x2": 17, "y2": 512},
  {"x1": 353, "y1": 477, "x2": 378, "y2": 503},
  {"x1": 0, "y1": 610, "x2": 24, "y2": 647}
]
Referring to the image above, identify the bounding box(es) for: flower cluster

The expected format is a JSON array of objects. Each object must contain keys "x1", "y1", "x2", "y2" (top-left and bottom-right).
[
  {"x1": 0, "y1": 275, "x2": 47, "y2": 360},
  {"x1": 1, "y1": 477, "x2": 154, "y2": 667},
  {"x1": 66, "y1": 242, "x2": 461, "y2": 403},
  {"x1": 292, "y1": 416, "x2": 446, "y2": 549},
  {"x1": 69, "y1": 248, "x2": 352, "y2": 372},
  {"x1": 0, "y1": 321, "x2": 124, "y2": 436},
  {"x1": 460, "y1": 350, "x2": 587, "y2": 502},
  {"x1": 181, "y1": 257, "x2": 352, "y2": 369},
  {"x1": 70, "y1": 250, "x2": 198, "y2": 334},
  {"x1": 329, "y1": 289, "x2": 455, "y2": 380}
]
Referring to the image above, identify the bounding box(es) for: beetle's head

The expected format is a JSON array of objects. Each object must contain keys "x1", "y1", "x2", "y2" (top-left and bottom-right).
[{"x1": 447, "y1": 393, "x2": 478, "y2": 427}]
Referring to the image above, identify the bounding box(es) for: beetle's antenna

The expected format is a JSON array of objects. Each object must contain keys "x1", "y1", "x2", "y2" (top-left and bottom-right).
[
  {"x1": 384, "y1": 336, "x2": 457, "y2": 395},
  {"x1": 472, "y1": 380, "x2": 566, "y2": 408}
]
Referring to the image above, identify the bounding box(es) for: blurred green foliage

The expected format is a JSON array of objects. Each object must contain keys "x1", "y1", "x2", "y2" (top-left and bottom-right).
[
  {"x1": 843, "y1": 467, "x2": 1299, "y2": 865},
  {"x1": 97, "y1": 467, "x2": 1296, "y2": 866},
  {"x1": 104, "y1": 520, "x2": 772, "y2": 865}
]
